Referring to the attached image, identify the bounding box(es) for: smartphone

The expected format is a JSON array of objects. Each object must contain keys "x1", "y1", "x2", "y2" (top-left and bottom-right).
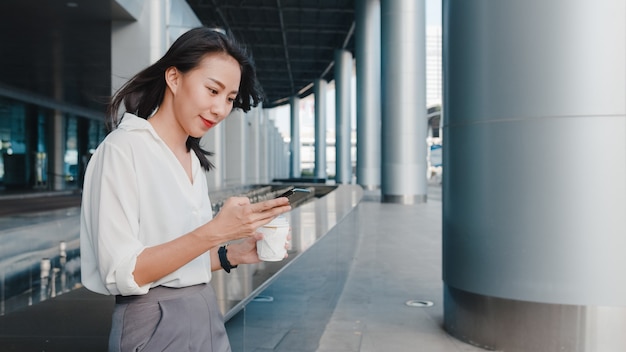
[{"x1": 275, "y1": 187, "x2": 312, "y2": 205}]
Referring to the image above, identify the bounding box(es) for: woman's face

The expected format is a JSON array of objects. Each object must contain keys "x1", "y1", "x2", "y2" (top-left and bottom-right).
[{"x1": 170, "y1": 52, "x2": 242, "y2": 138}]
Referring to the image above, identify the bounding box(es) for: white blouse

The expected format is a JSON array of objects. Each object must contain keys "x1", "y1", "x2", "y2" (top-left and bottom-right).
[{"x1": 80, "y1": 113, "x2": 214, "y2": 296}]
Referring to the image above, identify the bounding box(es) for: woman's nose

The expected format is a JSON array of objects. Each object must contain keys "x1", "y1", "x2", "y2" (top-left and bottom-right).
[{"x1": 210, "y1": 100, "x2": 228, "y2": 119}]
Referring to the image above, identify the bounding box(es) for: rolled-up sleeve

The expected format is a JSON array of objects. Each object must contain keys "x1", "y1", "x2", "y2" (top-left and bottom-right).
[{"x1": 81, "y1": 138, "x2": 151, "y2": 296}]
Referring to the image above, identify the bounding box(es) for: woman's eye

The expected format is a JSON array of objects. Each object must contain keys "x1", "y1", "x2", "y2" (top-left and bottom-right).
[
  {"x1": 208, "y1": 88, "x2": 218, "y2": 94},
  {"x1": 228, "y1": 97, "x2": 235, "y2": 103}
]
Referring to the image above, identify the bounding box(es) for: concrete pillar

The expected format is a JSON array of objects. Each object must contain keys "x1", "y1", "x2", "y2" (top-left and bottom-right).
[
  {"x1": 247, "y1": 107, "x2": 261, "y2": 184},
  {"x1": 443, "y1": 0, "x2": 626, "y2": 350},
  {"x1": 49, "y1": 113, "x2": 65, "y2": 191},
  {"x1": 270, "y1": 110, "x2": 280, "y2": 182},
  {"x1": 289, "y1": 96, "x2": 301, "y2": 178},
  {"x1": 380, "y1": 0, "x2": 427, "y2": 203},
  {"x1": 265, "y1": 109, "x2": 276, "y2": 182},
  {"x1": 51, "y1": 29, "x2": 65, "y2": 191},
  {"x1": 355, "y1": 0, "x2": 381, "y2": 190},
  {"x1": 223, "y1": 109, "x2": 247, "y2": 186},
  {"x1": 279, "y1": 126, "x2": 289, "y2": 179},
  {"x1": 314, "y1": 79, "x2": 328, "y2": 180},
  {"x1": 76, "y1": 116, "x2": 89, "y2": 187},
  {"x1": 274, "y1": 124, "x2": 285, "y2": 180},
  {"x1": 259, "y1": 108, "x2": 270, "y2": 183},
  {"x1": 111, "y1": 0, "x2": 168, "y2": 93},
  {"x1": 200, "y1": 122, "x2": 225, "y2": 191},
  {"x1": 334, "y1": 49, "x2": 353, "y2": 184}
]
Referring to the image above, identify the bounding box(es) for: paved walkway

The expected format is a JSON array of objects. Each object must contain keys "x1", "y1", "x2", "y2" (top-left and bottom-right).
[
  {"x1": 315, "y1": 186, "x2": 485, "y2": 352},
  {"x1": 225, "y1": 184, "x2": 488, "y2": 352}
]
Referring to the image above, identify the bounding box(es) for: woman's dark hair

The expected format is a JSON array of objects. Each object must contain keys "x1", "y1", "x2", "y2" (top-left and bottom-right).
[{"x1": 106, "y1": 27, "x2": 263, "y2": 171}]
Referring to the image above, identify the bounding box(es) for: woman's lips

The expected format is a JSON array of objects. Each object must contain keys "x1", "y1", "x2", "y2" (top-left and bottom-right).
[{"x1": 201, "y1": 118, "x2": 215, "y2": 129}]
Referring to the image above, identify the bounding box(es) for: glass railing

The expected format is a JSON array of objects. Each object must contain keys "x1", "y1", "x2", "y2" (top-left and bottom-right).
[
  {"x1": 0, "y1": 183, "x2": 364, "y2": 351},
  {"x1": 0, "y1": 184, "x2": 336, "y2": 317},
  {"x1": 0, "y1": 207, "x2": 82, "y2": 316}
]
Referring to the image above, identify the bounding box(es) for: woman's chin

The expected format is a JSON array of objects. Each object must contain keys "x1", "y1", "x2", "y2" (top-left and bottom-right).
[{"x1": 189, "y1": 126, "x2": 211, "y2": 138}]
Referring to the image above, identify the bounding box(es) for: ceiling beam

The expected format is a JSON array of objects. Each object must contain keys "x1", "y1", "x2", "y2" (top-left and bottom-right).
[
  {"x1": 218, "y1": 5, "x2": 353, "y2": 14},
  {"x1": 231, "y1": 26, "x2": 348, "y2": 35},
  {"x1": 276, "y1": 0, "x2": 294, "y2": 95},
  {"x1": 250, "y1": 43, "x2": 337, "y2": 50}
]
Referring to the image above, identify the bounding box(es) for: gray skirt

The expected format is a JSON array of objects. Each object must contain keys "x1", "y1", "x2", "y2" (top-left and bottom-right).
[{"x1": 109, "y1": 284, "x2": 231, "y2": 352}]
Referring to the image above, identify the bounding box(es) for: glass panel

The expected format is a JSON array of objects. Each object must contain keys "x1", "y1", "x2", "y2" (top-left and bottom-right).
[
  {"x1": 0, "y1": 98, "x2": 26, "y2": 189},
  {"x1": 34, "y1": 111, "x2": 48, "y2": 189},
  {"x1": 87, "y1": 119, "x2": 106, "y2": 154},
  {"x1": 64, "y1": 115, "x2": 78, "y2": 186}
]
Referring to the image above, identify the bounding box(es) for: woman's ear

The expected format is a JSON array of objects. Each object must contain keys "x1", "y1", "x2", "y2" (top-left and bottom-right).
[{"x1": 164, "y1": 66, "x2": 179, "y2": 94}]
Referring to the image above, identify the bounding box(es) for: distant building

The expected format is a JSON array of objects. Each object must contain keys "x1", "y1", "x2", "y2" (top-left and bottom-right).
[{"x1": 427, "y1": 26, "x2": 442, "y2": 108}]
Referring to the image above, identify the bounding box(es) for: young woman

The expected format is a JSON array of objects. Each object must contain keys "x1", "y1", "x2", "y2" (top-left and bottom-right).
[{"x1": 80, "y1": 27, "x2": 291, "y2": 351}]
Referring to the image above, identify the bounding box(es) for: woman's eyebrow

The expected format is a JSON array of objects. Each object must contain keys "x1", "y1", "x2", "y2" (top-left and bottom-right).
[{"x1": 208, "y1": 78, "x2": 225, "y2": 89}]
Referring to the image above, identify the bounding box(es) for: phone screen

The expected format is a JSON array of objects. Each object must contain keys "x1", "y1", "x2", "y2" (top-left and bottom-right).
[{"x1": 276, "y1": 187, "x2": 312, "y2": 205}]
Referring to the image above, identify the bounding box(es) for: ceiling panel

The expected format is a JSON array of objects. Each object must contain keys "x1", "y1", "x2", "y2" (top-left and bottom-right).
[
  {"x1": 186, "y1": 0, "x2": 355, "y2": 107},
  {"x1": 0, "y1": 0, "x2": 354, "y2": 111}
]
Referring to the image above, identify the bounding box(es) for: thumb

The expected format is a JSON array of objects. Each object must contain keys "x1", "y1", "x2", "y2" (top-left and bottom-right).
[{"x1": 252, "y1": 232, "x2": 264, "y2": 241}]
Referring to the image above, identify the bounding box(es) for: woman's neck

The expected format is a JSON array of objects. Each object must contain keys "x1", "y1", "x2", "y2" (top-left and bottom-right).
[{"x1": 149, "y1": 108, "x2": 189, "y2": 155}]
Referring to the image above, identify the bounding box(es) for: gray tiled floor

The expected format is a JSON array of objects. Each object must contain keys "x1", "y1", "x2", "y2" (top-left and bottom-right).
[
  {"x1": 226, "y1": 183, "x2": 488, "y2": 352},
  {"x1": 315, "y1": 185, "x2": 486, "y2": 352}
]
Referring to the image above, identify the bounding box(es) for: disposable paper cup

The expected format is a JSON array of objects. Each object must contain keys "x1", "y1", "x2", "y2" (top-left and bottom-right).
[{"x1": 257, "y1": 215, "x2": 290, "y2": 261}]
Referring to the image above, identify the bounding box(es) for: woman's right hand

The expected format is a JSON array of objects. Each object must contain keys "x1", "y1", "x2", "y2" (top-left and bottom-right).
[
  {"x1": 133, "y1": 197, "x2": 289, "y2": 287},
  {"x1": 206, "y1": 196, "x2": 291, "y2": 243}
]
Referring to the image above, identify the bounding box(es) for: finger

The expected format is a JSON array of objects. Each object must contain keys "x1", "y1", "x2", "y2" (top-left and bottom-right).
[
  {"x1": 221, "y1": 196, "x2": 251, "y2": 208},
  {"x1": 247, "y1": 202, "x2": 290, "y2": 226},
  {"x1": 236, "y1": 196, "x2": 252, "y2": 206},
  {"x1": 249, "y1": 215, "x2": 279, "y2": 232},
  {"x1": 251, "y1": 198, "x2": 290, "y2": 212}
]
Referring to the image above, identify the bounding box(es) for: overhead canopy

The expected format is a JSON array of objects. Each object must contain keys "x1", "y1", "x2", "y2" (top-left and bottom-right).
[
  {"x1": 186, "y1": 0, "x2": 355, "y2": 107},
  {"x1": 0, "y1": 0, "x2": 354, "y2": 111}
]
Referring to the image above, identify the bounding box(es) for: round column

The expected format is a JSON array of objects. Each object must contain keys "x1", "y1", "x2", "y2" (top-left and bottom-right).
[
  {"x1": 381, "y1": 0, "x2": 427, "y2": 204},
  {"x1": 289, "y1": 96, "x2": 301, "y2": 178},
  {"x1": 314, "y1": 79, "x2": 328, "y2": 180},
  {"x1": 334, "y1": 49, "x2": 353, "y2": 184},
  {"x1": 443, "y1": 0, "x2": 626, "y2": 350},
  {"x1": 355, "y1": 0, "x2": 381, "y2": 190}
]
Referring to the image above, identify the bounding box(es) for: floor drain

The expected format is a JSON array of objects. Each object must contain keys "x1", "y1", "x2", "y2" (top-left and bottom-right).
[
  {"x1": 405, "y1": 299, "x2": 434, "y2": 308},
  {"x1": 252, "y1": 295, "x2": 274, "y2": 302}
]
